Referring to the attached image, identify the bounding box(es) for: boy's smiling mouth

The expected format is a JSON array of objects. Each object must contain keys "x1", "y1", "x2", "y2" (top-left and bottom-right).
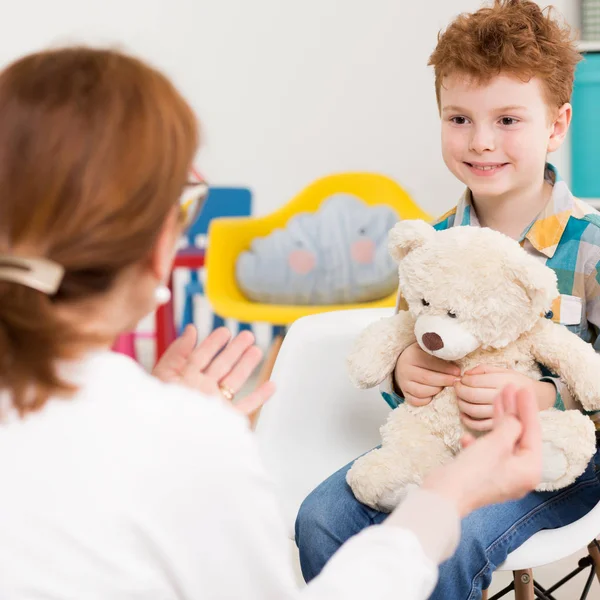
[{"x1": 464, "y1": 161, "x2": 509, "y2": 176}]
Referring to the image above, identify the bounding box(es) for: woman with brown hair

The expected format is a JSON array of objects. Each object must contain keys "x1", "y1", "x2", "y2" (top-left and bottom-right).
[{"x1": 0, "y1": 46, "x2": 542, "y2": 599}]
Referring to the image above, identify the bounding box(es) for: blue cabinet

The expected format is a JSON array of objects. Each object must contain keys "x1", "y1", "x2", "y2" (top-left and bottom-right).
[{"x1": 571, "y1": 52, "x2": 600, "y2": 198}]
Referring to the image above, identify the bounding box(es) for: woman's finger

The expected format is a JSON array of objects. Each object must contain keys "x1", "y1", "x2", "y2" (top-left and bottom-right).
[
  {"x1": 184, "y1": 327, "x2": 232, "y2": 373},
  {"x1": 202, "y1": 330, "x2": 256, "y2": 381},
  {"x1": 234, "y1": 381, "x2": 276, "y2": 417},
  {"x1": 460, "y1": 433, "x2": 476, "y2": 449},
  {"x1": 501, "y1": 384, "x2": 518, "y2": 417},
  {"x1": 492, "y1": 389, "x2": 505, "y2": 425},
  {"x1": 152, "y1": 324, "x2": 198, "y2": 379},
  {"x1": 218, "y1": 345, "x2": 263, "y2": 396},
  {"x1": 484, "y1": 415, "x2": 522, "y2": 452},
  {"x1": 515, "y1": 387, "x2": 542, "y2": 454},
  {"x1": 179, "y1": 368, "x2": 217, "y2": 396}
]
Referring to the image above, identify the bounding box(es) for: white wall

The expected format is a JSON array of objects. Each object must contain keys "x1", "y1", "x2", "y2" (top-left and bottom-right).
[{"x1": 0, "y1": 0, "x2": 580, "y2": 218}]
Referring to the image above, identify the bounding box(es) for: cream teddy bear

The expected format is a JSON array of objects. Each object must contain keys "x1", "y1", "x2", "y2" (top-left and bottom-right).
[{"x1": 346, "y1": 220, "x2": 600, "y2": 513}]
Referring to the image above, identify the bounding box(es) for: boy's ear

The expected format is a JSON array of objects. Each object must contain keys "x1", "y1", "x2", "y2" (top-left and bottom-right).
[{"x1": 547, "y1": 103, "x2": 572, "y2": 153}]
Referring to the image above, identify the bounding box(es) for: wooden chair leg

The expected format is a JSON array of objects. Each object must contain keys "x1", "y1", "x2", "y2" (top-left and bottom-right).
[
  {"x1": 588, "y1": 539, "x2": 600, "y2": 585},
  {"x1": 513, "y1": 569, "x2": 534, "y2": 600},
  {"x1": 249, "y1": 334, "x2": 284, "y2": 429},
  {"x1": 481, "y1": 589, "x2": 488, "y2": 600}
]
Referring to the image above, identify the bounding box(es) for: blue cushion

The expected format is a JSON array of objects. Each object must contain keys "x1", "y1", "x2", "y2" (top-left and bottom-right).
[{"x1": 235, "y1": 193, "x2": 399, "y2": 305}]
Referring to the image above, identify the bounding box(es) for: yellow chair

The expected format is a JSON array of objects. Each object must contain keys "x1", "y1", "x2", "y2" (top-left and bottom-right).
[{"x1": 205, "y1": 172, "x2": 431, "y2": 385}]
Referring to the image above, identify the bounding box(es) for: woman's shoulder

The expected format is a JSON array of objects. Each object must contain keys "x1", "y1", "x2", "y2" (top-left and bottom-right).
[{"x1": 70, "y1": 350, "x2": 251, "y2": 451}]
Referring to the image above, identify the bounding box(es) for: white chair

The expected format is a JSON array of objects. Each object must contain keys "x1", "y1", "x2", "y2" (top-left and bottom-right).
[{"x1": 255, "y1": 308, "x2": 600, "y2": 600}]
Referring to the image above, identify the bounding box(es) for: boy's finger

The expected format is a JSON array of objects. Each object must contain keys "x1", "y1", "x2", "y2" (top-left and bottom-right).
[
  {"x1": 454, "y1": 381, "x2": 497, "y2": 405},
  {"x1": 404, "y1": 392, "x2": 434, "y2": 407},
  {"x1": 421, "y1": 352, "x2": 461, "y2": 376},
  {"x1": 460, "y1": 414, "x2": 494, "y2": 432},
  {"x1": 464, "y1": 364, "x2": 508, "y2": 376},
  {"x1": 460, "y1": 373, "x2": 509, "y2": 389},
  {"x1": 458, "y1": 399, "x2": 495, "y2": 420},
  {"x1": 403, "y1": 380, "x2": 443, "y2": 400},
  {"x1": 414, "y1": 366, "x2": 460, "y2": 388}
]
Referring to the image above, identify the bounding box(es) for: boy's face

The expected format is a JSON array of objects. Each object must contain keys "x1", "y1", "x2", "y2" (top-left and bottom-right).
[{"x1": 439, "y1": 73, "x2": 569, "y2": 201}]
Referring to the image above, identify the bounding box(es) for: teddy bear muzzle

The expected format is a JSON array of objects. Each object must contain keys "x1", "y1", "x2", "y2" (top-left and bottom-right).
[
  {"x1": 422, "y1": 332, "x2": 444, "y2": 351},
  {"x1": 414, "y1": 314, "x2": 480, "y2": 361}
]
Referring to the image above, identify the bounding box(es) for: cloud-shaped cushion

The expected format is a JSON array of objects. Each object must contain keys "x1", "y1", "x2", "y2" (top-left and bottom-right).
[{"x1": 235, "y1": 193, "x2": 399, "y2": 305}]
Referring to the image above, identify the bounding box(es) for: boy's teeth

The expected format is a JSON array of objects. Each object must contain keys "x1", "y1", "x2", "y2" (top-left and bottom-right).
[{"x1": 473, "y1": 164, "x2": 500, "y2": 170}]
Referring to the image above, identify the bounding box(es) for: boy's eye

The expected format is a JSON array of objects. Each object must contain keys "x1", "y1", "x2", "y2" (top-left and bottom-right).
[
  {"x1": 450, "y1": 116, "x2": 469, "y2": 125},
  {"x1": 500, "y1": 117, "x2": 519, "y2": 126}
]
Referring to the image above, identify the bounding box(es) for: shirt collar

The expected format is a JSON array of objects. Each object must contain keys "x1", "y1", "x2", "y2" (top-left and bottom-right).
[{"x1": 453, "y1": 163, "x2": 574, "y2": 259}]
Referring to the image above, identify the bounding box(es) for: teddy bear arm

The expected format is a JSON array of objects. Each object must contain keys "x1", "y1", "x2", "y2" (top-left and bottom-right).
[
  {"x1": 528, "y1": 319, "x2": 600, "y2": 411},
  {"x1": 347, "y1": 311, "x2": 417, "y2": 389}
]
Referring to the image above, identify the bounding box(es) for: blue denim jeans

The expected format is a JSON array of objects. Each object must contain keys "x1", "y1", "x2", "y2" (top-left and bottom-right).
[{"x1": 295, "y1": 448, "x2": 600, "y2": 599}]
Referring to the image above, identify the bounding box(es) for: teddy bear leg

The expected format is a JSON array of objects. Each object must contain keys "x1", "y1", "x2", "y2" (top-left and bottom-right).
[
  {"x1": 346, "y1": 408, "x2": 455, "y2": 512},
  {"x1": 536, "y1": 408, "x2": 597, "y2": 492}
]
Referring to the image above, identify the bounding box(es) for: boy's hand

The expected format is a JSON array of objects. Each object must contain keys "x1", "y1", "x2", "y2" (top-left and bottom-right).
[
  {"x1": 394, "y1": 342, "x2": 461, "y2": 407},
  {"x1": 455, "y1": 364, "x2": 556, "y2": 431}
]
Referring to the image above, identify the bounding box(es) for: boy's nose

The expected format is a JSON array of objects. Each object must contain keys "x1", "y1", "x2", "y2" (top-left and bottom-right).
[{"x1": 469, "y1": 126, "x2": 495, "y2": 154}]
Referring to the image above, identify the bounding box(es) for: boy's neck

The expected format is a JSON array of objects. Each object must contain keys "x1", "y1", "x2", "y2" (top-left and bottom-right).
[{"x1": 471, "y1": 179, "x2": 553, "y2": 240}]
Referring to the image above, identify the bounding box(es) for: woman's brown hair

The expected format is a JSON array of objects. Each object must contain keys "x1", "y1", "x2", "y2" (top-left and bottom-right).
[{"x1": 0, "y1": 47, "x2": 199, "y2": 414}]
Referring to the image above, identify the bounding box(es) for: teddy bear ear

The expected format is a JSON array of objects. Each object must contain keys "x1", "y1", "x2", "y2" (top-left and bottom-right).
[
  {"x1": 505, "y1": 254, "x2": 559, "y2": 316},
  {"x1": 388, "y1": 220, "x2": 436, "y2": 263}
]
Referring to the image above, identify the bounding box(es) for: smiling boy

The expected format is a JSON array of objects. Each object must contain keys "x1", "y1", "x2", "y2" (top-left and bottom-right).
[{"x1": 295, "y1": 1, "x2": 600, "y2": 597}]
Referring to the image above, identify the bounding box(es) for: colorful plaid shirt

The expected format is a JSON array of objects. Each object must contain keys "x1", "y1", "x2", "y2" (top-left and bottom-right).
[{"x1": 381, "y1": 164, "x2": 600, "y2": 422}]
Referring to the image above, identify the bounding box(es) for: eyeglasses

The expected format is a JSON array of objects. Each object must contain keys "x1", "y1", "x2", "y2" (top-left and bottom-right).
[{"x1": 179, "y1": 167, "x2": 209, "y2": 230}]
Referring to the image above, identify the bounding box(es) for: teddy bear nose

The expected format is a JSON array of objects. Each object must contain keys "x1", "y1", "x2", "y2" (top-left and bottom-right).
[{"x1": 422, "y1": 332, "x2": 444, "y2": 352}]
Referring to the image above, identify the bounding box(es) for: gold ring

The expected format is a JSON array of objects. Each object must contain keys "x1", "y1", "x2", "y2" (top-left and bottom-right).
[{"x1": 219, "y1": 383, "x2": 235, "y2": 401}]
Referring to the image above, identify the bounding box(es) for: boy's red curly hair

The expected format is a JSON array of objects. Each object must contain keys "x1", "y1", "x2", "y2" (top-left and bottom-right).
[{"x1": 429, "y1": 0, "x2": 581, "y2": 110}]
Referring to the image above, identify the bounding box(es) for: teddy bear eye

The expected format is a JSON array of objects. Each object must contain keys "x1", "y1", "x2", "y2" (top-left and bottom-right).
[
  {"x1": 421, "y1": 299, "x2": 429, "y2": 307},
  {"x1": 447, "y1": 310, "x2": 457, "y2": 318}
]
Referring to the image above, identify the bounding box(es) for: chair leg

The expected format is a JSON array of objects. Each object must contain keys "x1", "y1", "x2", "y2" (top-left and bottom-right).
[
  {"x1": 513, "y1": 570, "x2": 534, "y2": 600},
  {"x1": 249, "y1": 334, "x2": 285, "y2": 429},
  {"x1": 481, "y1": 589, "x2": 488, "y2": 600},
  {"x1": 588, "y1": 539, "x2": 600, "y2": 585}
]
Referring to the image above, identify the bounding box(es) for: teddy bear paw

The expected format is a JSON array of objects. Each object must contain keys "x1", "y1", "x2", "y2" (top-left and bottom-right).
[
  {"x1": 537, "y1": 440, "x2": 568, "y2": 490},
  {"x1": 536, "y1": 410, "x2": 597, "y2": 492},
  {"x1": 376, "y1": 483, "x2": 419, "y2": 513}
]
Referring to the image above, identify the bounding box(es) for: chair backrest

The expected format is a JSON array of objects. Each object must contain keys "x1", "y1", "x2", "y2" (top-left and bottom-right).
[
  {"x1": 255, "y1": 308, "x2": 393, "y2": 537},
  {"x1": 205, "y1": 173, "x2": 430, "y2": 322},
  {"x1": 185, "y1": 186, "x2": 252, "y2": 246}
]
